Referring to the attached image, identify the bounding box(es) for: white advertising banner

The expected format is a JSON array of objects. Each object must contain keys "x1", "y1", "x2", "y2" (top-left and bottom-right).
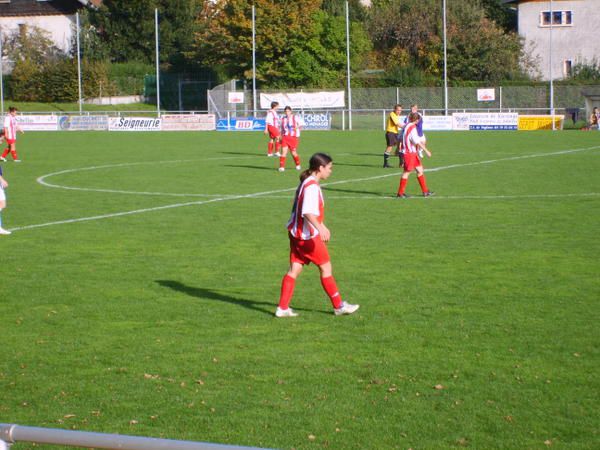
[
  {"x1": 477, "y1": 88, "x2": 496, "y2": 102},
  {"x1": 260, "y1": 91, "x2": 345, "y2": 109},
  {"x1": 15, "y1": 115, "x2": 59, "y2": 131},
  {"x1": 108, "y1": 117, "x2": 162, "y2": 131},
  {"x1": 452, "y1": 112, "x2": 518, "y2": 131},
  {"x1": 160, "y1": 114, "x2": 216, "y2": 131},
  {"x1": 228, "y1": 92, "x2": 245, "y2": 104},
  {"x1": 58, "y1": 115, "x2": 109, "y2": 131},
  {"x1": 423, "y1": 115, "x2": 453, "y2": 131}
]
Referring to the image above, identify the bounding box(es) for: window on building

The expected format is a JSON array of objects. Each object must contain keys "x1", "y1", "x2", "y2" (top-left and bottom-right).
[
  {"x1": 540, "y1": 10, "x2": 573, "y2": 27},
  {"x1": 564, "y1": 60, "x2": 573, "y2": 77}
]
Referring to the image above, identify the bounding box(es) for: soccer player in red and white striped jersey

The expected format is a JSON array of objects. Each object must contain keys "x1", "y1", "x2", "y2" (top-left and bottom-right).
[
  {"x1": 1, "y1": 107, "x2": 24, "y2": 163},
  {"x1": 264, "y1": 101, "x2": 281, "y2": 157},
  {"x1": 278, "y1": 106, "x2": 303, "y2": 172},
  {"x1": 276, "y1": 153, "x2": 360, "y2": 317},
  {"x1": 397, "y1": 112, "x2": 434, "y2": 198}
]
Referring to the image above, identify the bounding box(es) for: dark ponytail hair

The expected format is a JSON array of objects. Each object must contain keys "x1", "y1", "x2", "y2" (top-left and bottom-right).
[{"x1": 300, "y1": 153, "x2": 332, "y2": 182}]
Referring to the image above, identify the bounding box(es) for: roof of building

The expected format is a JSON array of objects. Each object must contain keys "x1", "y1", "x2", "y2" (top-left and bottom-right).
[{"x1": 0, "y1": 0, "x2": 97, "y2": 17}]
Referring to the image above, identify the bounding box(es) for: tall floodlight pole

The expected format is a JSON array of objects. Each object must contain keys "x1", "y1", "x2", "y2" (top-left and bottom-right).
[
  {"x1": 549, "y1": 0, "x2": 555, "y2": 130},
  {"x1": 155, "y1": 8, "x2": 161, "y2": 117},
  {"x1": 76, "y1": 12, "x2": 83, "y2": 114},
  {"x1": 345, "y1": 1, "x2": 352, "y2": 130},
  {"x1": 0, "y1": 26, "x2": 4, "y2": 115},
  {"x1": 252, "y1": 4, "x2": 257, "y2": 116},
  {"x1": 443, "y1": 0, "x2": 448, "y2": 115}
]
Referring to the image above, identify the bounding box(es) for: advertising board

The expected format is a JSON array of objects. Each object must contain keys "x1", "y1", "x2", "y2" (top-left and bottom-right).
[
  {"x1": 108, "y1": 117, "x2": 161, "y2": 131},
  {"x1": 58, "y1": 115, "x2": 109, "y2": 131},
  {"x1": 216, "y1": 117, "x2": 266, "y2": 131},
  {"x1": 15, "y1": 115, "x2": 59, "y2": 131},
  {"x1": 161, "y1": 114, "x2": 216, "y2": 131}
]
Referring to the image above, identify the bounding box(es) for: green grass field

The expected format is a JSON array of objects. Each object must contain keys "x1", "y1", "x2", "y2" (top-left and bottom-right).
[{"x1": 0, "y1": 129, "x2": 598, "y2": 449}]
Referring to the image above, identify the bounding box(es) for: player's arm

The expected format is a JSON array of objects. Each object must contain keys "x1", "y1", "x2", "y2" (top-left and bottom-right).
[
  {"x1": 303, "y1": 213, "x2": 330, "y2": 242},
  {"x1": 417, "y1": 140, "x2": 431, "y2": 157},
  {"x1": 0, "y1": 176, "x2": 7, "y2": 189}
]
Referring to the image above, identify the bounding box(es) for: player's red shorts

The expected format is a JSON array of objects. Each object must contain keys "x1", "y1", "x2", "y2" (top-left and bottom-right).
[
  {"x1": 5, "y1": 138, "x2": 16, "y2": 145},
  {"x1": 403, "y1": 152, "x2": 422, "y2": 172},
  {"x1": 281, "y1": 136, "x2": 298, "y2": 150},
  {"x1": 289, "y1": 234, "x2": 330, "y2": 266},
  {"x1": 267, "y1": 125, "x2": 280, "y2": 139}
]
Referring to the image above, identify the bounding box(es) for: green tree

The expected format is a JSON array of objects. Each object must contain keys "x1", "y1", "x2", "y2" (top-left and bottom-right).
[
  {"x1": 192, "y1": 0, "x2": 370, "y2": 88},
  {"x1": 87, "y1": 0, "x2": 201, "y2": 70},
  {"x1": 366, "y1": 0, "x2": 526, "y2": 84}
]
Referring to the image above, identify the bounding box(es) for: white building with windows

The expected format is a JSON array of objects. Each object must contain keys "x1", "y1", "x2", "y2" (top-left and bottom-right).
[{"x1": 505, "y1": 0, "x2": 600, "y2": 80}]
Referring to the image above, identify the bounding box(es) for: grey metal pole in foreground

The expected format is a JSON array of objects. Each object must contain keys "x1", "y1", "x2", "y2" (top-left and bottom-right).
[
  {"x1": 252, "y1": 4, "x2": 257, "y2": 117},
  {"x1": 0, "y1": 25, "x2": 4, "y2": 115},
  {"x1": 442, "y1": 0, "x2": 448, "y2": 116},
  {"x1": 549, "y1": 0, "x2": 555, "y2": 130},
  {"x1": 345, "y1": 1, "x2": 352, "y2": 130},
  {"x1": 0, "y1": 423, "x2": 270, "y2": 450},
  {"x1": 155, "y1": 8, "x2": 161, "y2": 117},
  {"x1": 76, "y1": 12, "x2": 83, "y2": 114}
]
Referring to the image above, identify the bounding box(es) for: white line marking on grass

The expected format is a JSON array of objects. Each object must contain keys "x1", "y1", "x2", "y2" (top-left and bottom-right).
[
  {"x1": 36, "y1": 157, "x2": 261, "y2": 197},
  {"x1": 13, "y1": 145, "x2": 600, "y2": 232}
]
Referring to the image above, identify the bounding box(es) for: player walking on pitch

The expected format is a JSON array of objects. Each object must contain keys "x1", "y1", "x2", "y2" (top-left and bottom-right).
[
  {"x1": 0, "y1": 164, "x2": 11, "y2": 235},
  {"x1": 276, "y1": 153, "x2": 359, "y2": 317},
  {"x1": 264, "y1": 101, "x2": 282, "y2": 157},
  {"x1": 397, "y1": 112, "x2": 434, "y2": 198},
  {"x1": 1, "y1": 107, "x2": 24, "y2": 162},
  {"x1": 278, "y1": 106, "x2": 303, "y2": 172}
]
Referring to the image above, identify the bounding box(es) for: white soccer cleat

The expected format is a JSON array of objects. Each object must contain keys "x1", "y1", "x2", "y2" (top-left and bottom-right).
[
  {"x1": 0, "y1": 157, "x2": 6, "y2": 162},
  {"x1": 14, "y1": 160, "x2": 21, "y2": 163},
  {"x1": 274, "y1": 152, "x2": 281, "y2": 157},
  {"x1": 267, "y1": 153, "x2": 274, "y2": 157},
  {"x1": 0, "y1": 227, "x2": 12, "y2": 235},
  {"x1": 275, "y1": 307, "x2": 298, "y2": 318},
  {"x1": 278, "y1": 167, "x2": 285, "y2": 172},
  {"x1": 295, "y1": 165, "x2": 301, "y2": 170},
  {"x1": 334, "y1": 302, "x2": 360, "y2": 316}
]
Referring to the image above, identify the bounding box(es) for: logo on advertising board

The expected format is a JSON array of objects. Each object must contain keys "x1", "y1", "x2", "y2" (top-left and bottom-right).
[
  {"x1": 216, "y1": 118, "x2": 266, "y2": 131},
  {"x1": 108, "y1": 117, "x2": 161, "y2": 131},
  {"x1": 301, "y1": 113, "x2": 331, "y2": 130}
]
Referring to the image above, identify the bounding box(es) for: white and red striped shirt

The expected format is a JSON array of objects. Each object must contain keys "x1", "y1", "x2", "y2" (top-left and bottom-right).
[
  {"x1": 402, "y1": 122, "x2": 421, "y2": 154},
  {"x1": 282, "y1": 114, "x2": 303, "y2": 137},
  {"x1": 265, "y1": 109, "x2": 280, "y2": 128},
  {"x1": 3, "y1": 115, "x2": 17, "y2": 140},
  {"x1": 287, "y1": 175, "x2": 324, "y2": 240}
]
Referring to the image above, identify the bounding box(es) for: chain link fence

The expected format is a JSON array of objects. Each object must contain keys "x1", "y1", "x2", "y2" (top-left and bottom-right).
[{"x1": 206, "y1": 82, "x2": 596, "y2": 129}]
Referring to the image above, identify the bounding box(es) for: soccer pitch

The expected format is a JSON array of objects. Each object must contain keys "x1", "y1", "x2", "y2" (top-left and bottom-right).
[{"x1": 0, "y1": 130, "x2": 598, "y2": 449}]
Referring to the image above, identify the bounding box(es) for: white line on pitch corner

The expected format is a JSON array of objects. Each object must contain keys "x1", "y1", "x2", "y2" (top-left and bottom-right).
[{"x1": 13, "y1": 145, "x2": 600, "y2": 232}]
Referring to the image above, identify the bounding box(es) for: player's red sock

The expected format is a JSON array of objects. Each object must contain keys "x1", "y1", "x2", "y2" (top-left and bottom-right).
[
  {"x1": 267, "y1": 141, "x2": 273, "y2": 155},
  {"x1": 417, "y1": 174, "x2": 428, "y2": 193},
  {"x1": 278, "y1": 274, "x2": 296, "y2": 309},
  {"x1": 292, "y1": 153, "x2": 300, "y2": 166},
  {"x1": 321, "y1": 276, "x2": 342, "y2": 309},
  {"x1": 1, "y1": 148, "x2": 9, "y2": 159},
  {"x1": 279, "y1": 156, "x2": 286, "y2": 168},
  {"x1": 10, "y1": 150, "x2": 18, "y2": 160},
  {"x1": 398, "y1": 178, "x2": 408, "y2": 195}
]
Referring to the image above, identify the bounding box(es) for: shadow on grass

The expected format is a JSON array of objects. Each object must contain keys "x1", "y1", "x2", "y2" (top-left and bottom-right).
[
  {"x1": 156, "y1": 280, "x2": 331, "y2": 316},
  {"x1": 224, "y1": 164, "x2": 274, "y2": 171},
  {"x1": 322, "y1": 186, "x2": 389, "y2": 197},
  {"x1": 156, "y1": 280, "x2": 274, "y2": 316},
  {"x1": 219, "y1": 151, "x2": 263, "y2": 157}
]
